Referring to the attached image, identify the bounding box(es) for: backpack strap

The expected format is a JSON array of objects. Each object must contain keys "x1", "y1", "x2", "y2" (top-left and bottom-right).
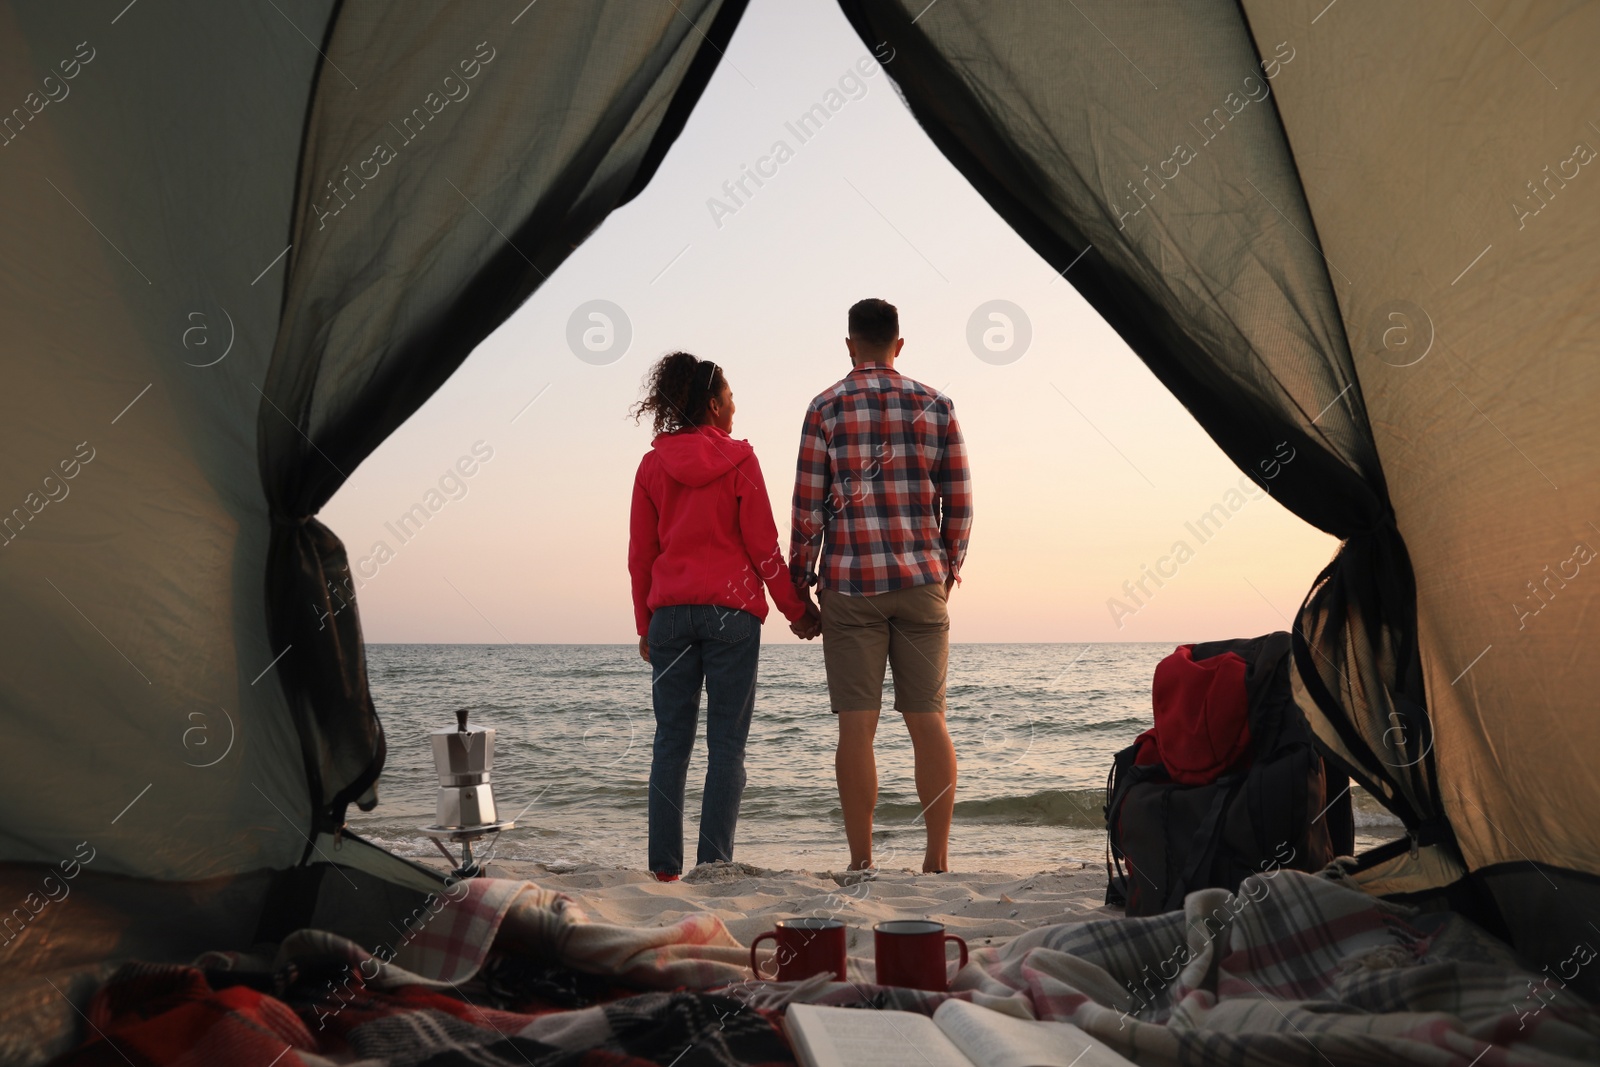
[
  {"x1": 1247, "y1": 744, "x2": 1312, "y2": 859},
  {"x1": 1104, "y1": 838, "x2": 1129, "y2": 907},
  {"x1": 1162, "y1": 777, "x2": 1239, "y2": 912},
  {"x1": 1104, "y1": 742, "x2": 1135, "y2": 905},
  {"x1": 1103, "y1": 739, "x2": 1146, "y2": 856}
]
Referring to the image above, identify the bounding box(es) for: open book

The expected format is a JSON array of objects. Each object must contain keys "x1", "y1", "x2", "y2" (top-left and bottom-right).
[{"x1": 786, "y1": 1000, "x2": 1133, "y2": 1067}]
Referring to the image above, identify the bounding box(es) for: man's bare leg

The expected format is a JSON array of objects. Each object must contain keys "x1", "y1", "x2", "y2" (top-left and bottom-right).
[
  {"x1": 903, "y1": 712, "x2": 957, "y2": 873},
  {"x1": 835, "y1": 709, "x2": 881, "y2": 869}
]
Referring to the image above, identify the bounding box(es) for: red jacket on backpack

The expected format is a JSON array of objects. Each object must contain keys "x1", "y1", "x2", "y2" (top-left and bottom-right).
[
  {"x1": 1148, "y1": 643, "x2": 1252, "y2": 784},
  {"x1": 628, "y1": 425, "x2": 807, "y2": 637}
]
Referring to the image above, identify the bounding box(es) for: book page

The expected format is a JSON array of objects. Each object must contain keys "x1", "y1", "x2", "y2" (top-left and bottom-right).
[
  {"x1": 933, "y1": 1000, "x2": 1134, "y2": 1067},
  {"x1": 787, "y1": 1003, "x2": 975, "y2": 1067}
]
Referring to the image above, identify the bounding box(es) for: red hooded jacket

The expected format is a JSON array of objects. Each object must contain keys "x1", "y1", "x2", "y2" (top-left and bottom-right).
[{"x1": 629, "y1": 425, "x2": 807, "y2": 636}]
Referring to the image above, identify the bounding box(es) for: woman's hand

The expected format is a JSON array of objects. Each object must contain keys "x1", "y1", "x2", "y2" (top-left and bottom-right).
[
  {"x1": 638, "y1": 636, "x2": 650, "y2": 662},
  {"x1": 789, "y1": 602, "x2": 822, "y2": 640}
]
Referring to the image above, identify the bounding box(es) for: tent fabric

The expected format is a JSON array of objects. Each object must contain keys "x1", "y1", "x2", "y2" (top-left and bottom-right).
[
  {"x1": 261, "y1": 0, "x2": 752, "y2": 837},
  {"x1": 5, "y1": 0, "x2": 1600, "y2": 1045},
  {"x1": 0, "y1": 0, "x2": 748, "y2": 861},
  {"x1": 835, "y1": 0, "x2": 1600, "y2": 983},
  {"x1": 1241, "y1": 0, "x2": 1600, "y2": 979},
  {"x1": 830, "y1": 0, "x2": 1443, "y2": 829},
  {"x1": 0, "y1": 0, "x2": 334, "y2": 880},
  {"x1": 0, "y1": 0, "x2": 751, "y2": 1028}
]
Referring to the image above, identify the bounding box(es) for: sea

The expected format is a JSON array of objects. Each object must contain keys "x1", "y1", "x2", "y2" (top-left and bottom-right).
[{"x1": 348, "y1": 643, "x2": 1405, "y2": 875}]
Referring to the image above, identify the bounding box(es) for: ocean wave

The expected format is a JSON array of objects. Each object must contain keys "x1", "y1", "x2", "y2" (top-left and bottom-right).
[
  {"x1": 858, "y1": 786, "x2": 1406, "y2": 833},
  {"x1": 1065, "y1": 716, "x2": 1151, "y2": 734},
  {"x1": 874, "y1": 788, "x2": 1106, "y2": 829},
  {"x1": 540, "y1": 668, "x2": 638, "y2": 680},
  {"x1": 941, "y1": 713, "x2": 1148, "y2": 736}
]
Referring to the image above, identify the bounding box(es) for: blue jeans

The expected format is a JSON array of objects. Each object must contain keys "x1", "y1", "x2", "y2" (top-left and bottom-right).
[{"x1": 646, "y1": 604, "x2": 761, "y2": 875}]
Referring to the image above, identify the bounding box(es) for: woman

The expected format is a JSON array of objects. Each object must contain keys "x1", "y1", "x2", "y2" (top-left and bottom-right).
[{"x1": 628, "y1": 352, "x2": 820, "y2": 881}]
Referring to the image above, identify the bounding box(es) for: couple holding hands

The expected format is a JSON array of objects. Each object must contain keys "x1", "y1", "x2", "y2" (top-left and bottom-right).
[{"x1": 628, "y1": 299, "x2": 974, "y2": 881}]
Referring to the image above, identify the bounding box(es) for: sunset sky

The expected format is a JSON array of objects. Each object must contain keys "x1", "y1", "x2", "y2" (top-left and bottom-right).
[{"x1": 322, "y1": 0, "x2": 1338, "y2": 645}]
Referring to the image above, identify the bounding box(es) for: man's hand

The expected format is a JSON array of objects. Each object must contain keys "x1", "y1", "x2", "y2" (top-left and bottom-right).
[
  {"x1": 638, "y1": 636, "x2": 650, "y2": 663},
  {"x1": 791, "y1": 581, "x2": 822, "y2": 639},
  {"x1": 790, "y1": 601, "x2": 822, "y2": 640},
  {"x1": 945, "y1": 574, "x2": 957, "y2": 595}
]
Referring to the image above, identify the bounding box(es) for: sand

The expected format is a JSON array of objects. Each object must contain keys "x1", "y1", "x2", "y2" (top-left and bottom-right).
[{"x1": 434, "y1": 858, "x2": 1119, "y2": 983}]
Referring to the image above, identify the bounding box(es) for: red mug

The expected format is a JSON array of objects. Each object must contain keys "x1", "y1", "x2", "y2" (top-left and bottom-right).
[
  {"x1": 750, "y1": 917, "x2": 847, "y2": 981},
  {"x1": 874, "y1": 919, "x2": 968, "y2": 991}
]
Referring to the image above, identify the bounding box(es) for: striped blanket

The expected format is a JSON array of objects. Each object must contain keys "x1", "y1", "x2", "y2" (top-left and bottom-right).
[
  {"x1": 52, "y1": 880, "x2": 777, "y2": 1067},
  {"x1": 53, "y1": 870, "x2": 1600, "y2": 1066},
  {"x1": 773, "y1": 869, "x2": 1600, "y2": 1066}
]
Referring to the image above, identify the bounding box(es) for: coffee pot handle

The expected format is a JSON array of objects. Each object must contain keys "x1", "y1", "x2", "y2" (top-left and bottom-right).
[{"x1": 456, "y1": 708, "x2": 469, "y2": 732}]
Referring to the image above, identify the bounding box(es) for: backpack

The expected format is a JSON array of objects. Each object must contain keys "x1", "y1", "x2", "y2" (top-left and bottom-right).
[{"x1": 1103, "y1": 631, "x2": 1354, "y2": 915}]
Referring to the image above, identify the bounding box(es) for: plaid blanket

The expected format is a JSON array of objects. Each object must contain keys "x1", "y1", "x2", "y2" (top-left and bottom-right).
[
  {"x1": 56, "y1": 963, "x2": 792, "y2": 1067},
  {"x1": 341, "y1": 878, "x2": 750, "y2": 990},
  {"x1": 759, "y1": 869, "x2": 1600, "y2": 1066},
  {"x1": 53, "y1": 878, "x2": 780, "y2": 1067},
  {"x1": 51, "y1": 870, "x2": 1600, "y2": 1066}
]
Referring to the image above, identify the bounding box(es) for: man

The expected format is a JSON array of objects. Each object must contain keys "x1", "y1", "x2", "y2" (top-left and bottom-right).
[{"x1": 789, "y1": 298, "x2": 973, "y2": 874}]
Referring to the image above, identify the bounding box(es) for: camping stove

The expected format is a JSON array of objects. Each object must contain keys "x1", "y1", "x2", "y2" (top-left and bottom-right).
[{"x1": 419, "y1": 708, "x2": 514, "y2": 878}]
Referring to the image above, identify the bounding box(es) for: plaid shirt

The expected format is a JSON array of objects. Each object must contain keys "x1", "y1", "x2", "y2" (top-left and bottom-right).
[{"x1": 789, "y1": 363, "x2": 972, "y2": 595}]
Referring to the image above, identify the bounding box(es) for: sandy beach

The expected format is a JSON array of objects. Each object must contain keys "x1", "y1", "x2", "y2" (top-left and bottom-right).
[{"x1": 426, "y1": 858, "x2": 1119, "y2": 983}]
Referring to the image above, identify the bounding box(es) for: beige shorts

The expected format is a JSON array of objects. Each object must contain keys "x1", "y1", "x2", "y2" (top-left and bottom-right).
[{"x1": 820, "y1": 583, "x2": 950, "y2": 714}]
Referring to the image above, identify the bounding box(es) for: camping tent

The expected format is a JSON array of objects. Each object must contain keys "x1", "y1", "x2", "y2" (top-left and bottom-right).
[{"x1": 2, "y1": 0, "x2": 1596, "y2": 1052}]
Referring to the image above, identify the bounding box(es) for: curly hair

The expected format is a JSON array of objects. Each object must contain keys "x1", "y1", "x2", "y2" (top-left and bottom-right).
[{"x1": 630, "y1": 351, "x2": 726, "y2": 436}]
